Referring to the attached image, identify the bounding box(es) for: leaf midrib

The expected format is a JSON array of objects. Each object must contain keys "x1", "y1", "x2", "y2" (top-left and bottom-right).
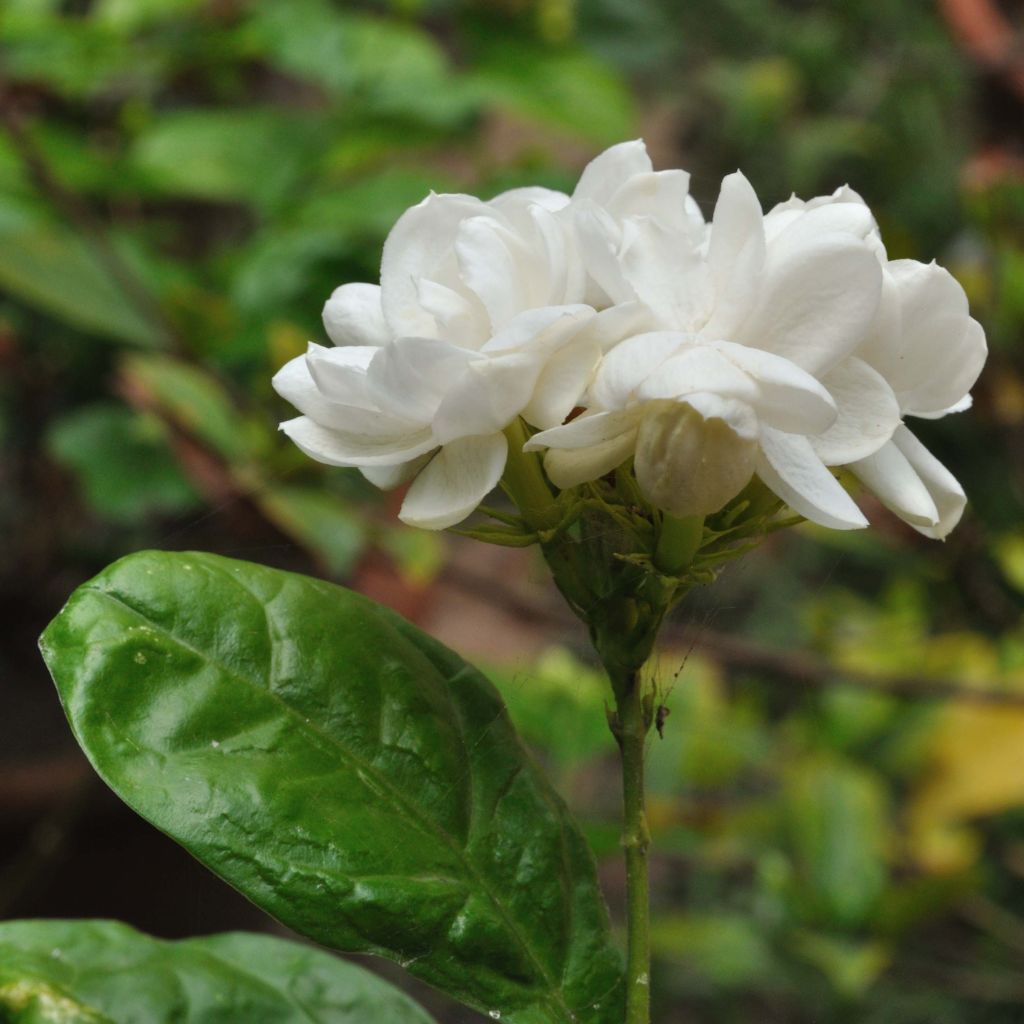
[{"x1": 81, "y1": 583, "x2": 568, "y2": 1023}]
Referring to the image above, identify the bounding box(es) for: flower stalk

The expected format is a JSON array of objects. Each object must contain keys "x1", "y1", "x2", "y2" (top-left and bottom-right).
[{"x1": 611, "y1": 667, "x2": 653, "y2": 1024}]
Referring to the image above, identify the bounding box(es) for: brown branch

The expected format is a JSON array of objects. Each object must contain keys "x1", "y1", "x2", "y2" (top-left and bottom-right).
[{"x1": 441, "y1": 559, "x2": 1024, "y2": 708}]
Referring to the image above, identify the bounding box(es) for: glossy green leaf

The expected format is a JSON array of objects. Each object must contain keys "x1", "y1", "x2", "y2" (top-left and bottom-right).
[
  {"x1": 0, "y1": 919, "x2": 437, "y2": 1023},
  {"x1": 40, "y1": 551, "x2": 624, "y2": 1024}
]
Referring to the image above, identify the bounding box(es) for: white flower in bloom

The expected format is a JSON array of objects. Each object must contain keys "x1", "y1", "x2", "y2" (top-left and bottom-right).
[
  {"x1": 274, "y1": 185, "x2": 610, "y2": 530},
  {"x1": 531, "y1": 166, "x2": 893, "y2": 529}
]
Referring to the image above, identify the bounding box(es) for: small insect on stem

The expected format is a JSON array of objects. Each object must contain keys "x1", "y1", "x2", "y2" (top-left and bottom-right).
[{"x1": 655, "y1": 704, "x2": 670, "y2": 739}]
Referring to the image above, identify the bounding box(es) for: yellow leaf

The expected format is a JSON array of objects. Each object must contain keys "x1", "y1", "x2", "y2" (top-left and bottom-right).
[{"x1": 909, "y1": 703, "x2": 1024, "y2": 872}]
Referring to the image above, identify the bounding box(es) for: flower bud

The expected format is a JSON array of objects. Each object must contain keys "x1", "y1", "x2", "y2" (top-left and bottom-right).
[{"x1": 634, "y1": 397, "x2": 757, "y2": 518}]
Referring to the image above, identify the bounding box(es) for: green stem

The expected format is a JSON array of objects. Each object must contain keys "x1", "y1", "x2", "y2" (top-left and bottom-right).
[
  {"x1": 614, "y1": 670, "x2": 652, "y2": 1024},
  {"x1": 501, "y1": 419, "x2": 561, "y2": 533}
]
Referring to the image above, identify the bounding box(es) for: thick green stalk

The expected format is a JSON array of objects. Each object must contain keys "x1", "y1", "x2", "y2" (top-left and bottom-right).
[
  {"x1": 613, "y1": 670, "x2": 652, "y2": 1024},
  {"x1": 501, "y1": 419, "x2": 562, "y2": 533}
]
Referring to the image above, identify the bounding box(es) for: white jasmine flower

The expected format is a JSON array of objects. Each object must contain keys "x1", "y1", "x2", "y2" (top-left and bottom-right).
[{"x1": 530, "y1": 166, "x2": 890, "y2": 528}]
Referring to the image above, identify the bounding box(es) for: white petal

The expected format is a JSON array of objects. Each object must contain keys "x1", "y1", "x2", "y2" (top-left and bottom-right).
[
  {"x1": 634, "y1": 397, "x2": 758, "y2": 517},
  {"x1": 322, "y1": 283, "x2": 390, "y2": 347},
  {"x1": 455, "y1": 214, "x2": 536, "y2": 331},
  {"x1": 432, "y1": 353, "x2": 540, "y2": 445},
  {"x1": 636, "y1": 345, "x2": 759, "y2": 405},
  {"x1": 399, "y1": 433, "x2": 508, "y2": 530},
  {"x1": 380, "y1": 191, "x2": 488, "y2": 337},
  {"x1": 856, "y1": 423, "x2": 966, "y2": 540},
  {"x1": 521, "y1": 334, "x2": 602, "y2": 430},
  {"x1": 712, "y1": 340, "x2": 837, "y2": 434},
  {"x1": 482, "y1": 305, "x2": 594, "y2": 355},
  {"x1": 736, "y1": 235, "x2": 882, "y2": 376},
  {"x1": 572, "y1": 140, "x2": 653, "y2": 205},
  {"x1": 574, "y1": 200, "x2": 636, "y2": 306},
  {"x1": 591, "y1": 331, "x2": 691, "y2": 409},
  {"x1": 705, "y1": 172, "x2": 765, "y2": 339},
  {"x1": 360, "y1": 454, "x2": 432, "y2": 490},
  {"x1": 894, "y1": 426, "x2": 967, "y2": 538},
  {"x1": 848, "y1": 437, "x2": 939, "y2": 529},
  {"x1": 416, "y1": 278, "x2": 488, "y2": 349},
  {"x1": 425, "y1": 307, "x2": 595, "y2": 442},
  {"x1": 606, "y1": 169, "x2": 696, "y2": 235},
  {"x1": 577, "y1": 301, "x2": 656, "y2": 355},
  {"x1": 526, "y1": 204, "x2": 576, "y2": 304},
  {"x1": 619, "y1": 218, "x2": 711, "y2": 329},
  {"x1": 280, "y1": 416, "x2": 437, "y2": 467},
  {"x1": 305, "y1": 344, "x2": 378, "y2": 408},
  {"x1": 365, "y1": 336, "x2": 475, "y2": 423},
  {"x1": 914, "y1": 393, "x2": 973, "y2": 420},
  {"x1": 274, "y1": 354, "x2": 410, "y2": 434},
  {"x1": 525, "y1": 408, "x2": 644, "y2": 452},
  {"x1": 769, "y1": 201, "x2": 876, "y2": 251},
  {"x1": 544, "y1": 430, "x2": 639, "y2": 489},
  {"x1": 860, "y1": 261, "x2": 987, "y2": 415},
  {"x1": 489, "y1": 186, "x2": 571, "y2": 214},
  {"x1": 811, "y1": 357, "x2": 901, "y2": 464},
  {"x1": 756, "y1": 427, "x2": 868, "y2": 530},
  {"x1": 486, "y1": 196, "x2": 583, "y2": 305}
]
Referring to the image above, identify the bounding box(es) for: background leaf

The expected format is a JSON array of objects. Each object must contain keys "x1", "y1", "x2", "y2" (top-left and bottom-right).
[
  {"x1": 46, "y1": 403, "x2": 200, "y2": 525},
  {"x1": 40, "y1": 551, "x2": 625, "y2": 1024},
  {"x1": 0, "y1": 222, "x2": 165, "y2": 347},
  {"x1": 0, "y1": 919, "x2": 438, "y2": 1023},
  {"x1": 129, "y1": 109, "x2": 328, "y2": 210}
]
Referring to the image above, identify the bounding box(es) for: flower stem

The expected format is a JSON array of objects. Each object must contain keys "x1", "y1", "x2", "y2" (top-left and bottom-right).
[
  {"x1": 613, "y1": 670, "x2": 652, "y2": 1024},
  {"x1": 501, "y1": 419, "x2": 561, "y2": 533}
]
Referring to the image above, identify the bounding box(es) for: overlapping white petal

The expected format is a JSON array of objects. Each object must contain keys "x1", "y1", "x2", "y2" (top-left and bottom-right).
[
  {"x1": 849, "y1": 425, "x2": 967, "y2": 539},
  {"x1": 399, "y1": 433, "x2": 508, "y2": 530},
  {"x1": 322, "y1": 283, "x2": 390, "y2": 347}
]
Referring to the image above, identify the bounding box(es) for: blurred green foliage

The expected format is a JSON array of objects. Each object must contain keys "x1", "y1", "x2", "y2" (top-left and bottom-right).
[{"x1": 4, "y1": 1, "x2": 1024, "y2": 1022}]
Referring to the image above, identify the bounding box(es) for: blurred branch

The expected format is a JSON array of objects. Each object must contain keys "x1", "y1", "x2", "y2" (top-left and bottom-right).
[
  {"x1": 442, "y1": 560, "x2": 1024, "y2": 708},
  {"x1": 683, "y1": 627, "x2": 1024, "y2": 708},
  {"x1": 939, "y1": 0, "x2": 1024, "y2": 102},
  {"x1": 960, "y1": 895, "x2": 1024, "y2": 957},
  {"x1": 0, "y1": 85, "x2": 180, "y2": 351}
]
